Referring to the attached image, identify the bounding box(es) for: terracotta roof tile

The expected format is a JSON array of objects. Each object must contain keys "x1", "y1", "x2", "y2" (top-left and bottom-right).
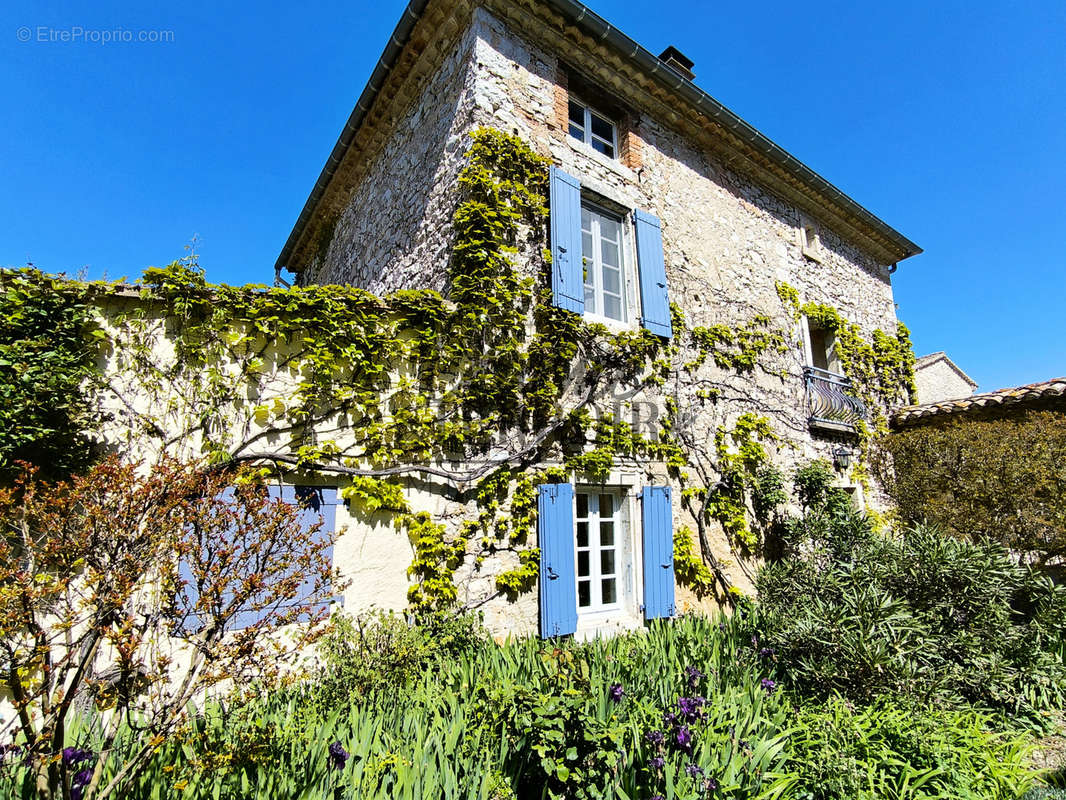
[{"x1": 892, "y1": 377, "x2": 1066, "y2": 427}]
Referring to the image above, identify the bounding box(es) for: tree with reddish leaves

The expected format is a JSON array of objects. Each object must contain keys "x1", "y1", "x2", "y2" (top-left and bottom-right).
[{"x1": 0, "y1": 458, "x2": 339, "y2": 800}]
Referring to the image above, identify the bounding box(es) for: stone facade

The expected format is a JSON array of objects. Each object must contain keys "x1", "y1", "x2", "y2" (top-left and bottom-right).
[
  {"x1": 913, "y1": 351, "x2": 977, "y2": 404},
  {"x1": 280, "y1": 2, "x2": 919, "y2": 637}
]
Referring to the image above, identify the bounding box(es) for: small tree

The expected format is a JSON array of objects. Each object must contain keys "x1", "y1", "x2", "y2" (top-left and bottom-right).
[
  {"x1": 878, "y1": 410, "x2": 1066, "y2": 565},
  {"x1": 0, "y1": 458, "x2": 338, "y2": 800}
]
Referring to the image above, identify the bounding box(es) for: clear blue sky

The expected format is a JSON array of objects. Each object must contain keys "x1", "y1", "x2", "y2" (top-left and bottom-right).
[{"x1": 2, "y1": 1, "x2": 1063, "y2": 392}]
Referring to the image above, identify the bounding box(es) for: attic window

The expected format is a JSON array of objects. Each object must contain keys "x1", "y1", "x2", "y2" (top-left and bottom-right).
[
  {"x1": 568, "y1": 98, "x2": 617, "y2": 158},
  {"x1": 800, "y1": 222, "x2": 822, "y2": 262}
]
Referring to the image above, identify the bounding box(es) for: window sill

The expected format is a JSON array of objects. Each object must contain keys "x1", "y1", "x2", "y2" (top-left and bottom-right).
[
  {"x1": 574, "y1": 608, "x2": 643, "y2": 641},
  {"x1": 583, "y1": 312, "x2": 639, "y2": 335},
  {"x1": 563, "y1": 135, "x2": 637, "y2": 183}
]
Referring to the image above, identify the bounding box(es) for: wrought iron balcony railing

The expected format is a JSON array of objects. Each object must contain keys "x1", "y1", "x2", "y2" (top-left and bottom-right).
[{"x1": 804, "y1": 366, "x2": 867, "y2": 432}]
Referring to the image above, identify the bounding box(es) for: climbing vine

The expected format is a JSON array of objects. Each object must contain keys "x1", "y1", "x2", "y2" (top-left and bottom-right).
[
  {"x1": 2, "y1": 129, "x2": 917, "y2": 614},
  {"x1": 0, "y1": 269, "x2": 105, "y2": 483}
]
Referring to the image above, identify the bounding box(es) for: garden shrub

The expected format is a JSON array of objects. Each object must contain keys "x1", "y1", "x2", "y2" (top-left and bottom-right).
[
  {"x1": 878, "y1": 410, "x2": 1066, "y2": 565},
  {"x1": 756, "y1": 462, "x2": 1066, "y2": 718}
]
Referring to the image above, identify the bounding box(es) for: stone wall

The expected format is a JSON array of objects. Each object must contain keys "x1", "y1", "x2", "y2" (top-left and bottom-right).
[
  {"x1": 915, "y1": 356, "x2": 977, "y2": 404},
  {"x1": 302, "y1": 15, "x2": 482, "y2": 294}
]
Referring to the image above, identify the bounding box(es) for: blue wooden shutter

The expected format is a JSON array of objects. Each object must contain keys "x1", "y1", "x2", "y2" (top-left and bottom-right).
[
  {"x1": 279, "y1": 486, "x2": 340, "y2": 616},
  {"x1": 537, "y1": 483, "x2": 578, "y2": 638},
  {"x1": 634, "y1": 209, "x2": 673, "y2": 339},
  {"x1": 230, "y1": 486, "x2": 339, "y2": 629},
  {"x1": 549, "y1": 166, "x2": 585, "y2": 313},
  {"x1": 641, "y1": 485, "x2": 676, "y2": 620}
]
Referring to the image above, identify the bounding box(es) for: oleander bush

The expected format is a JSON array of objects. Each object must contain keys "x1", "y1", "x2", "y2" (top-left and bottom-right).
[{"x1": 755, "y1": 465, "x2": 1066, "y2": 720}]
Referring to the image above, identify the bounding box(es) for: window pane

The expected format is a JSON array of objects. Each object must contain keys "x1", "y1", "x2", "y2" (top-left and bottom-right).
[
  {"x1": 578, "y1": 550, "x2": 590, "y2": 577},
  {"x1": 576, "y1": 521, "x2": 588, "y2": 548},
  {"x1": 576, "y1": 493, "x2": 588, "y2": 518},
  {"x1": 601, "y1": 578, "x2": 617, "y2": 604},
  {"x1": 603, "y1": 294, "x2": 622, "y2": 321},
  {"x1": 578, "y1": 580, "x2": 591, "y2": 607},
  {"x1": 601, "y1": 240, "x2": 620, "y2": 268},
  {"x1": 591, "y1": 139, "x2": 615, "y2": 158},
  {"x1": 569, "y1": 100, "x2": 586, "y2": 126},
  {"x1": 568, "y1": 124, "x2": 585, "y2": 140},
  {"x1": 590, "y1": 112, "x2": 613, "y2": 141},
  {"x1": 600, "y1": 520, "x2": 614, "y2": 546},
  {"x1": 603, "y1": 266, "x2": 621, "y2": 295},
  {"x1": 600, "y1": 549, "x2": 615, "y2": 575},
  {"x1": 599, "y1": 494, "x2": 613, "y2": 516},
  {"x1": 582, "y1": 230, "x2": 594, "y2": 262}
]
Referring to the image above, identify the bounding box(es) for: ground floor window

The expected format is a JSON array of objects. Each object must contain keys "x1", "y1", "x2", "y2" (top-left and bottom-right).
[{"x1": 575, "y1": 489, "x2": 627, "y2": 611}]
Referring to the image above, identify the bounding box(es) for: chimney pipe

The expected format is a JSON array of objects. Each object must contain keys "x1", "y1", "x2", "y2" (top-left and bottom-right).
[{"x1": 658, "y1": 46, "x2": 695, "y2": 81}]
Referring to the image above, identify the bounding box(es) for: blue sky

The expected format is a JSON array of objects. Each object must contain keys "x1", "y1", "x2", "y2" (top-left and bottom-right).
[{"x1": 2, "y1": 0, "x2": 1063, "y2": 392}]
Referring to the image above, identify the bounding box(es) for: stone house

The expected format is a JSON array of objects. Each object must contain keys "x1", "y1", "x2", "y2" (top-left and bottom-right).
[
  {"x1": 259, "y1": 0, "x2": 923, "y2": 640},
  {"x1": 913, "y1": 351, "x2": 977, "y2": 404}
]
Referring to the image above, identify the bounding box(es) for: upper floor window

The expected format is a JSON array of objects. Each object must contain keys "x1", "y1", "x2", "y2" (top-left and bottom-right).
[
  {"x1": 582, "y1": 204, "x2": 627, "y2": 323},
  {"x1": 807, "y1": 323, "x2": 836, "y2": 372},
  {"x1": 568, "y1": 98, "x2": 617, "y2": 158}
]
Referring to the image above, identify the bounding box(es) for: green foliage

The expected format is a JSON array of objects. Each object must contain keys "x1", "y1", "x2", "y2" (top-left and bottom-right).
[
  {"x1": 707, "y1": 413, "x2": 780, "y2": 549},
  {"x1": 756, "y1": 472, "x2": 1066, "y2": 717},
  {"x1": 0, "y1": 269, "x2": 103, "y2": 482},
  {"x1": 403, "y1": 512, "x2": 466, "y2": 610},
  {"x1": 686, "y1": 314, "x2": 788, "y2": 373},
  {"x1": 1, "y1": 612, "x2": 1052, "y2": 800},
  {"x1": 340, "y1": 476, "x2": 410, "y2": 513},
  {"x1": 878, "y1": 410, "x2": 1066, "y2": 565},
  {"x1": 673, "y1": 525, "x2": 716, "y2": 597}
]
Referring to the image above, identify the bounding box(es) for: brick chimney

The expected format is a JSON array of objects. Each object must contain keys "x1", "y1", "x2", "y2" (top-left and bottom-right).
[{"x1": 658, "y1": 46, "x2": 695, "y2": 81}]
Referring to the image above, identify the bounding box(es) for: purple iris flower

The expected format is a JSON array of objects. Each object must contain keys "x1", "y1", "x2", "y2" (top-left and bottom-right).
[
  {"x1": 706, "y1": 777, "x2": 719, "y2": 791},
  {"x1": 759, "y1": 647, "x2": 776, "y2": 658},
  {"x1": 649, "y1": 755, "x2": 665, "y2": 770},
  {"x1": 73, "y1": 769, "x2": 93, "y2": 787},
  {"x1": 677, "y1": 696, "x2": 706, "y2": 721},
  {"x1": 608, "y1": 683, "x2": 625, "y2": 702},
  {"x1": 62, "y1": 748, "x2": 93, "y2": 768},
  {"x1": 328, "y1": 741, "x2": 349, "y2": 771},
  {"x1": 760, "y1": 678, "x2": 776, "y2": 693},
  {"x1": 673, "y1": 726, "x2": 693, "y2": 753},
  {"x1": 71, "y1": 789, "x2": 83, "y2": 800},
  {"x1": 684, "y1": 665, "x2": 704, "y2": 689},
  {"x1": 645, "y1": 729, "x2": 665, "y2": 746},
  {"x1": 685, "y1": 763, "x2": 704, "y2": 779}
]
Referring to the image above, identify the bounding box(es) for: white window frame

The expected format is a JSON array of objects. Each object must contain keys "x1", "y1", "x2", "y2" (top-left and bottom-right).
[
  {"x1": 567, "y1": 96, "x2": 619, "y2": 159},
  {"x1": 581, "y1": 203, "x2": 631, "y2": 325},
  {"x1": 574, "y1": 488, "x2": 630, "y2": 614}
]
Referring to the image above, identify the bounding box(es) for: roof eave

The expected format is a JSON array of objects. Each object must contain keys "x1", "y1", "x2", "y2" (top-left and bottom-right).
[{"x1": 275, "y1": 0, "x2": 921, "y2": 274}]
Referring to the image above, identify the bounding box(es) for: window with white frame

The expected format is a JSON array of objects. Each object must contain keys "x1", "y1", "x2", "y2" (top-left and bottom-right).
[
  {"x1": 568, "y1": 98, "x2": 618, "y2": 158},
  {"x1": 575, "y1": 490, "x2": 626, "y2": 611},
  {"x1": 581, "y1": 204, "x2": 628, "y2": 323}
]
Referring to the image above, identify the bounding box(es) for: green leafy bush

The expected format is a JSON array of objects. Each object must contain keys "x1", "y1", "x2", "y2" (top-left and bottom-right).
[
  {"x1": 756, "y1": 466, "x2": 1066, "y2": 718},
  {"x1": 879, "y1": 410, "x2": 1066, "y2": 565}
]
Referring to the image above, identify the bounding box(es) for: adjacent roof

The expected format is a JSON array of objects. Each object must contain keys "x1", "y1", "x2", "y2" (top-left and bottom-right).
[
  {"x1": 276, "y1": 0, "x2": 923, "y2": 273},
  {"x1": 914, "y1": 351, "x2": 978, "y2": 388},
  {"x1": 893, "y1": 377, "x2": 1066, "y2": 428}
]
